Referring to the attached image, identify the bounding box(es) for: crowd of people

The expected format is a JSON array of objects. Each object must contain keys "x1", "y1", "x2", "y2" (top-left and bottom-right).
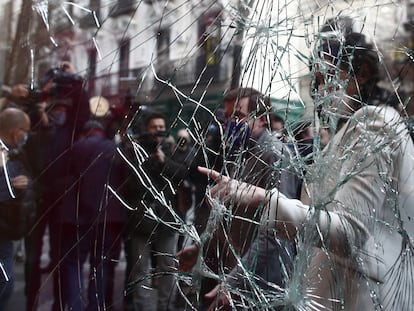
[
  {"x1": 0, "y1": 63, "x2": 307, "y2": 311},
  {"x1": 0, "y1": 25, "x2": 414, "y2": 311}
]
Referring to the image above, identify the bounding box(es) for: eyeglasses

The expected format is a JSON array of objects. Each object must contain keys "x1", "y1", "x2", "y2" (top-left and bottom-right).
[{"x1": 231, "y1": 111, "x2": 248, "y2": 123}]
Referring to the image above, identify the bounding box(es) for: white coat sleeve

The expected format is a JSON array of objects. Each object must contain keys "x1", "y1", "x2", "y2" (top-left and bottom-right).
[{"x1": 260, "y1": 190, "x2": 363, "y2": 256}]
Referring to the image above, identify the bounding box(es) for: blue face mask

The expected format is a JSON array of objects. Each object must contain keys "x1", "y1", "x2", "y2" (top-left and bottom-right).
[
  {"x1": 49, "y1": 112, "x2": 67, "y2": 126},
  {"x1": 224, "y1": 120, "x2": 251, "y2": 153}
]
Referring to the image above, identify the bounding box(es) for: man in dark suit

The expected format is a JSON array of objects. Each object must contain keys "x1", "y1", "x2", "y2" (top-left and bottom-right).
[
  {"x1": 0, "y1": 108, "x2": 33, "y2": 310},
  {"x1": 58, "y1": 120, "x2": 126, "y2": 310}
]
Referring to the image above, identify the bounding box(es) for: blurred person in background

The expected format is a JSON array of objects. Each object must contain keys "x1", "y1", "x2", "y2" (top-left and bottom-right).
[
  {"x1": 124, "y1": 112, "x2": 187, "y2": 311},
  {"x1": 7, "y1": 62, "x2": 91, "y2": 311},
  {"x1": 289, "y1": 120, "x2": 314, "y2": 199},
  {"x1": 269, "y1": 113, "x2": 286, "y2": 140},
  {"x1": 57, "y1": 120, "x2": 126, "y2": 310},
  {"x1": 0, "y1": 108, "x2": 34, "y2": 311}
]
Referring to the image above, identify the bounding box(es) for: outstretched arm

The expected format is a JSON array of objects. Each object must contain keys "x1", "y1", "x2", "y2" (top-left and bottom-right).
[{"x1": 198, "y1": 166, "x2": 367, "y2": 257}]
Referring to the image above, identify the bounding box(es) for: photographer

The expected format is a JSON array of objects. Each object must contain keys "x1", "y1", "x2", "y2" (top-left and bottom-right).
[
  {"x1": 124, "y1": 112, "x2": 188, "y2": 311},
  {"x1": 18, "y1": 62, "x2": 90, "y2": 311}
]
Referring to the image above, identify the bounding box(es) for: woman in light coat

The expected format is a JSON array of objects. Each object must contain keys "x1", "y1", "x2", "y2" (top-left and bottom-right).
[{"x1": 199, "y1": 32, "x2": 414, "y2": 310}]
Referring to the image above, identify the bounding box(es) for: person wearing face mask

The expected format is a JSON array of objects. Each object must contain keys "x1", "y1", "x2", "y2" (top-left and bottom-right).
[
  {"x1": 221, "y1": 88, "x2": 299, "y2": 198},
  {"x1": 20, "y1": 63, "x2": 90, "y2": 311},
  {"x1": 177, "y1": 88, "x2": 300, "y2": 310},
  {"x1": 0, "y1": 108, "x2": 35, "y2": 311},
  {"x1": 198, "y1": 30, "x2": 414, "y2": 310}
]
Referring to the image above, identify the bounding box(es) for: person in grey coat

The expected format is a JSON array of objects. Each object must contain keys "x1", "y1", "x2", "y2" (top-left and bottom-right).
[{"x1": 177, "y1": 88, "x2": 300, "y2": 310}]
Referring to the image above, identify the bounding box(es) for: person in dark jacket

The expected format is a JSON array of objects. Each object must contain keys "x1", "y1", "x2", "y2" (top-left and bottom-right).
[
  {"x1": 20, "y1": 63, "x2": 90, "y2": 311},
  {"x1": 0, "y1": 108, "x2": 33, "y2": 311},
  {"x1": 57, "y1": 120, "x2": 126, "y2": 310},
  {"x1": 124, "y1": 112, "x2": 187, "y2": 311}
]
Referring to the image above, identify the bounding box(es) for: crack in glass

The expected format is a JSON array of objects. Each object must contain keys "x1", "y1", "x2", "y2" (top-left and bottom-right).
[{"x1": 1, "y1": 0, "x2": 414, "y2": 310}]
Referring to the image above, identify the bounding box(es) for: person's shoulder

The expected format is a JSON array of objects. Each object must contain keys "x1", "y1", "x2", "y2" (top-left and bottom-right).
[
  {"x1": 257, "y1": 129, "x2": 282, "y2": 145},
  {"x1": 86, "y1": 134, "x2": 116, "y2": 151},
  {"x1": 353, "y1": 105, "x2": 402, "y2": 132},
  {"x1": 350, "y1": 105, "x2": 412, "y2": 149},
  {"x1": 254, "y1": 130, "x2": 290, "y2": 161},
  {"x1": 355, "y1": 105, "x2": 399, "y2": 122}
]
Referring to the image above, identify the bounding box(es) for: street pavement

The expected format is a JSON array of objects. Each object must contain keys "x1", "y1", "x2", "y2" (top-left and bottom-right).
[
  {"x1": 6, "y1": 252, "x2": 127, "y2": 311},
  {"x1": 4, "y1": 209, "x2": 198, "y2": 311}
]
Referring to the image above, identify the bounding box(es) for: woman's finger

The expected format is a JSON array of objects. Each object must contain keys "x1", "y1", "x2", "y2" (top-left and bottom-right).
[{"x1": 197, "y1": 166, "x2": 223, "y2": 182}]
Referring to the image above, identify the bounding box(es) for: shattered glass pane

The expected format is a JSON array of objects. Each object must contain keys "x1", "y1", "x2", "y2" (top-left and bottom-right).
[{"x1": 1, "y1": 0, "x2": 414, "y2": 310}]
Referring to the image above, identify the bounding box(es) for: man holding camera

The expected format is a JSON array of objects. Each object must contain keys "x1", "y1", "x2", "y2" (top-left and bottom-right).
[
  {"x1": 19, "y1": 62, "x2": 90, "y2": 311},
  {"x1": 1, "y1": 62, "x2": 90, "y2": 310},
  {"x1": 124, "y1": 112, "x2": 187, "y2": 311}
]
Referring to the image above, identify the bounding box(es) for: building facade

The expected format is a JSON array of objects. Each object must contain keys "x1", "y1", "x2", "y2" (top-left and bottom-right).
[{"x1": 1, "y1": 0, "x2": 414, "y2": 121}]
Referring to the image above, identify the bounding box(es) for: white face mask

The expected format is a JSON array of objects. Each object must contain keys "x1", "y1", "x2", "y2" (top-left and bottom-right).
[{"x1": 13, "y1": 132, "x2": 28, "y2": 153}]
